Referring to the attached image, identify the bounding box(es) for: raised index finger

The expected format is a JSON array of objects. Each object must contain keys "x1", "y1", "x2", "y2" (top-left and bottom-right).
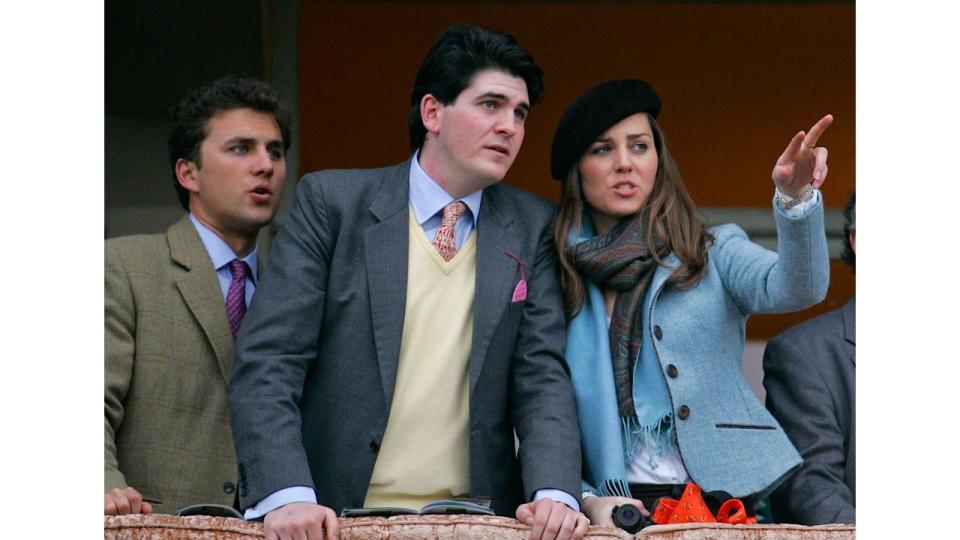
[{"x1": 804, "y1": 114, "x2": 834, "y2": 147}]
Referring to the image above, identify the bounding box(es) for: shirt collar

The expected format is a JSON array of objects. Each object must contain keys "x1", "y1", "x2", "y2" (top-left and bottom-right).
[
  {"x1": 188, "y1": 213, "x2": 259, "y2": 283},
  {"x1": 408, "y1": 151, "x2": 483, "y2": 225}
]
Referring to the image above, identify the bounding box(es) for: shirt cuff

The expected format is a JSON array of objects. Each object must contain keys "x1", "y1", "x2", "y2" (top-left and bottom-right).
[
  {"x1": 243, "y1": 486, "x2": 317, "y2": 520},
  {"x1": 775, "y1": 188, "x2": 821, "y2": 218},
  {"x1": 533, "y1": 488, "x2": 580, "y2": 512}
]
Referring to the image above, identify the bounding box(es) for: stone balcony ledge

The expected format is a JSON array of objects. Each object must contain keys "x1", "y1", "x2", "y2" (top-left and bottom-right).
[{"x1": 105, "y1": 513, "x2": 855, "y2": 539}]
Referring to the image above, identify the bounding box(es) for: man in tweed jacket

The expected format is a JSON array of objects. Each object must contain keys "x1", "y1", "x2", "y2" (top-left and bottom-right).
[{"x1": 104, "y1": 77, "x2": 291, "y2": 515}]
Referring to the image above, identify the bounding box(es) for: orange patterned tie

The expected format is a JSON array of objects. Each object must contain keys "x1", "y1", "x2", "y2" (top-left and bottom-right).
[{"x1": 432, "y1": 201, "x2": 466, "y2": 262}]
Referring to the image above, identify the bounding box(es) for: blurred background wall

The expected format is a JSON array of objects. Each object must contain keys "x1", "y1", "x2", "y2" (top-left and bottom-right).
[
  {"x1": 105, "y1": 0, "x2": 855, "y2": 399},
  {"x1": 105, "y1": 0, "x2": 299, "y2": 239}
]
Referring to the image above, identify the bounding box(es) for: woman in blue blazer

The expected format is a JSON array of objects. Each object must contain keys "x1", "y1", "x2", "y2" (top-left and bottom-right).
[{"x1": 549, "y1": 79, "x2": 832, "y2": 526}]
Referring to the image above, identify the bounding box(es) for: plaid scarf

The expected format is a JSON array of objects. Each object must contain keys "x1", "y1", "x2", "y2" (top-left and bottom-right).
[{"x1": 568, "y1": 213, "x2": 667, "y2": 420}]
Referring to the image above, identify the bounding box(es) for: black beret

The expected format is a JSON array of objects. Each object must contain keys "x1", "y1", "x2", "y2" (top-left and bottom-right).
[{"x1": 550, "y1": 79, "x2": 661, "y2": 180}]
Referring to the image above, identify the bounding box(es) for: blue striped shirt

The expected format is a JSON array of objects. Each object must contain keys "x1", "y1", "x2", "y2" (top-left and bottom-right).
[{"x1": 188, "y1": 213, "x2": 259, "y2": 307}]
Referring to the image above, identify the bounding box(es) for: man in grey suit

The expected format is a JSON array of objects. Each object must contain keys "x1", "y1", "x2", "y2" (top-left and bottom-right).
[
  {"x1": 763, "y1": 192, "x2": 856, "y2": 525},
  {"x1": 229, "y1": 26, "x2": 587, "y2": 540},
  {"x1": 105, "y1": 77, "x2": 290, "y2": 515}
]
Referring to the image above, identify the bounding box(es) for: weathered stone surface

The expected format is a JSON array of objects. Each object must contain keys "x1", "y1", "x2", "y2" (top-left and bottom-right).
[
  {"x1": 105, "y1": 514, "x2": 855, "y2": 539},
  {"x1": 338, "y1": 515, "x2": 629, "y2": 539},
  {"x1": 104, "y1": 514, "x2": 263, "y2": 539},
  {"x1": 635, "y1": 522, "x2": 855, "y2": 539}
]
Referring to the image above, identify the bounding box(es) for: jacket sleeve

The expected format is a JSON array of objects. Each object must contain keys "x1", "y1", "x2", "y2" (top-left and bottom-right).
[
  {"x1": 104, "y1": 242, "x2": 133, "y2": 492},
  {"x1": 509, "y1": 208, "x2": 582, "y2": 504},
  {"x1": 229, "y1": 175, "x2": 333, "y2": 509},
  {"x1": 711, "y1": 195, "x2": 829, "y2": 315},
  {"x1": 763, "y1": 333, "x2": 855, "y2": 524}
]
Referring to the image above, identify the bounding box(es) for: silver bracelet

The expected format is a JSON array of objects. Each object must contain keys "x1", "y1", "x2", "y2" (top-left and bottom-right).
[{"x1": 776, "y1": 184, "x2": 814, "y2": 210}]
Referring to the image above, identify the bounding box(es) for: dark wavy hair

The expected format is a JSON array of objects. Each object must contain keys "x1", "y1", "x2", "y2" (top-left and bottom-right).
[
  {"x1": 554, "y1": 114, "x2": 712, "y2": 316},
  {"x1": 407, "y1": 25, "x2": 543, "y2": 151},
  {"x1": 168, "y1": 76, "x2": 292, "y2": 210},
  {"x1": 841, "y1": 191, "x2": 855, "y2": 272}
]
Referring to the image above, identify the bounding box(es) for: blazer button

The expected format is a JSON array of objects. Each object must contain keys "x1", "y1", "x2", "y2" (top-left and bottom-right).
[
  {"x1": 666, "y1": 364, "x2": 678, "y2": 378},
  {"x1": 223, "y1": 481, "x2": 236, "y2": 494},
  {"x1": 678, "y1": 405, "x2": 690, "y2": 420},
  {"x1": 369, "y1": 439, "x2": 380, "y2": 453},
  {"x1": 654, "y1": 325, "x2": 663, "y2": 340}
]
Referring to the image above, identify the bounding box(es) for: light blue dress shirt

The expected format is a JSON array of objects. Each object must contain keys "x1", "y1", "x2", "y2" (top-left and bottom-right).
[
  {"x1": 188, "y1": 213, "x2": 259, "y2": 306},
  {"x1": 408, "y1": 151, "x2": 482, "y2": 248}
]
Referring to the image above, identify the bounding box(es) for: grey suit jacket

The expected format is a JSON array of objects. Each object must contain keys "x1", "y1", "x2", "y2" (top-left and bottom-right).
[
  {"x1": 763, "y1": 296, "x2": 855, "y2": 524},
  {"x1": 229, "y1": 159, "x2": 581, "y2": 516},
  {"x1": 105, "y1": 215, "x2": 248, "y2": 513}
]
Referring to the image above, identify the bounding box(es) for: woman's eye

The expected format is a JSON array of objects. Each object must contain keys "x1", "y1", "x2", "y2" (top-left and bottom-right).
[
  {"x1": 633, "y1": 142, "x2": 648, "y2": 152},
  {"x1": 591, "y1": 145, "x2": 610, "y2": 155}
]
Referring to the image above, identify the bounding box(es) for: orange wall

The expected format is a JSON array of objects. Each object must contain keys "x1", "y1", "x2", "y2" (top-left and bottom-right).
[{"x1": 298, "y1": 1, "x2": 855, "y2": 338}]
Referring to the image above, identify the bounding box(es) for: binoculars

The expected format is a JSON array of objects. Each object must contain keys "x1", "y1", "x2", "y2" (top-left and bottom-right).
[{"x1": 611, "y1": 503, "x2": 650, "y2": 533}]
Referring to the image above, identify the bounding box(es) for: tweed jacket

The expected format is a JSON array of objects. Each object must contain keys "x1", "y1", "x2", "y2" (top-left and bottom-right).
[
  {"x1": 763, "y1": 297, "x2": 855, "y2": 524},
  {"x1": 579, "y1": 198, "x2": 829, "y2": 499},
  {"x1": 229, "y1": 159, "x2": 582, "y2": 516},
  {"x1": 105, "y1": 215, "x2": 255, "y2": 513}
]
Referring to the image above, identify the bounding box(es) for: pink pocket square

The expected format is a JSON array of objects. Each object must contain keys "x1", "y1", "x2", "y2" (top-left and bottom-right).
[
  {"x1": 504, "y1": 251, "x2": 527, "y2": 303},
  {"x1": 512, "y1": 279, "x2": 527, "y2": 303}
]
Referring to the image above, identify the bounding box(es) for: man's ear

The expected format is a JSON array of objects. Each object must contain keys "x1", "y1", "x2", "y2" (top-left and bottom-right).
[
  {"x1": 175, "y1": 158, "x2": 200, "y2": 194},
  {"x1": 420, "y1": 94, "x2": 443, "y2": 136}
]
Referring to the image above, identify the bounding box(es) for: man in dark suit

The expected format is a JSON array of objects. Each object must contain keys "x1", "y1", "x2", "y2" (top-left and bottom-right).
[
  {"x1": 105, "y1": 77, "x2": 291, "y2": 515},
  {"x1": 229, "y1": 26, "x2": 586, "y2": 540},
  {"x1": 763, "y1": 192, "x2": 856, "y2": 525}
]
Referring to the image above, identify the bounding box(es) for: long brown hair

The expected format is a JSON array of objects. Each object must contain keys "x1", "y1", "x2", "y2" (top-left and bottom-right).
[{"x1": 554, "y1": 114, "x2": 713, "y2": 316}]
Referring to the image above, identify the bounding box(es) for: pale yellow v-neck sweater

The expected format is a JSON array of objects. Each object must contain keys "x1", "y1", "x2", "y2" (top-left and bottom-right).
[{"x1": 363, "y1": 207, "x2": 477, "y2": 509}]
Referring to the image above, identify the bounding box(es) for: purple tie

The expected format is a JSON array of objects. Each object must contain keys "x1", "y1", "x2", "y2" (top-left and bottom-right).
[{"x1": 226, "y1": 259, "x2": 250, "y2": 340}]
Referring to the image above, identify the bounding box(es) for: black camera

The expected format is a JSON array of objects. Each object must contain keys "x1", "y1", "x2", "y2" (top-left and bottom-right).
[{"x1": 611, "y1": 504, "x2": 647, "y2": 533}]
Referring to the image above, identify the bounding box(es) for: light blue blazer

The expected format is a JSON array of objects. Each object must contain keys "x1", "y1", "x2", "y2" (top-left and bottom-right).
[{"x1": 584, "y1": 197, "x2": 829, "y2": 499}]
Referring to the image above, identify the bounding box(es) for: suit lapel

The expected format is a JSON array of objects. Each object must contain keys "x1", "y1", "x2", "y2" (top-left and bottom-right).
[
  {"x1": 168, "y1": 216, "x2": 235, "y2": 383},
  {"x1": 364, "y1": 162, "x2": 411, "y2": 408},
  {"x1": 843, "y1": 296, "x2": 856, "y2": 365},
  {"x1": 469, "y1": 186, "x2": 519, "y2": 392}
]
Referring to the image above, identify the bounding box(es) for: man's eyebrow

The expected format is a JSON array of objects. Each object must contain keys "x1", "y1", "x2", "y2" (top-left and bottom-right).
[
  {"x1": 476, "y1": 91, "x2": 530, "y2": 111},
  {"x1": 222, "y1": 136, "x2": 256, "y2": 146},
  {"x1": 221, "y1": 136, "x2": 283, "y2": 147},
  {"x1": 475, "y1": 91, "x2": 507, "y2": 101}
]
